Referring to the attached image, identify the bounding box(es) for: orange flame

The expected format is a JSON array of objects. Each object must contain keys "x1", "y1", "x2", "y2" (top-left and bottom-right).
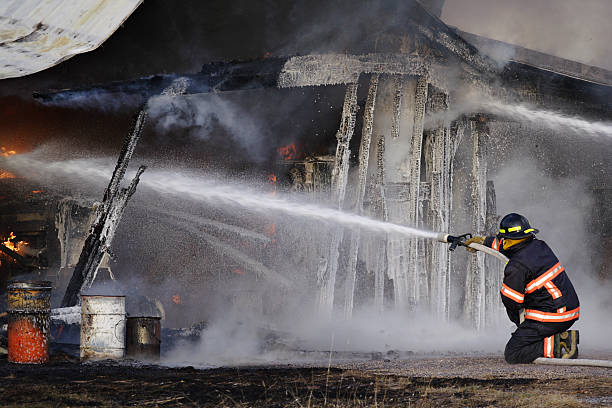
[
  {"x1": 0, "y1": 170, "x2": 15, "y2": 179},
  {"x1": 277, "y1": 143, "x2": 300, "y2": 160},
  {"x1": 31, "y1": 190, "x2": 43, "y2": 194},
  {"x1": 2, "y1": 232, "x2": 28, "y2": 253},
  {"x1": 268, "y1": 173, "x2": 277, "y2": 196},
  {"x1": 233, "y1": 268, "x2": 245, "y2": 275},
  {"x1": 1, "y1": 147, "x2": 17, "y2": 179},
  {"x1": 1, "y1": 147, "x2": 16, "y2": 157},
  {"x1": 172, "y1": 294, "x2": 182, "y2": 305}
]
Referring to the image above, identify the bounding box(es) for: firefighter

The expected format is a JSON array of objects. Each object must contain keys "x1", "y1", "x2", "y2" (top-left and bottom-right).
[{"x1": 465, "y1": 213, "x2": 580, "y2": 363}]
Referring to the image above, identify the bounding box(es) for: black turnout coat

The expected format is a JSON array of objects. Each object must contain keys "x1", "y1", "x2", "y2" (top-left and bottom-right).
[{"x1": 483, "y1": 236, "x2": 580, "y2": 326}]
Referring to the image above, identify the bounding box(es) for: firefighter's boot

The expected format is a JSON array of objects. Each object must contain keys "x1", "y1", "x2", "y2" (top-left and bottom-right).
[{"x1": 555, "y1": 330, "x2": 579, "y2": 359}]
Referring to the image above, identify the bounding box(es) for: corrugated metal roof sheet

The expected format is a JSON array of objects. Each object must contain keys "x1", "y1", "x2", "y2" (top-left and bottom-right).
[{"x1": 0, "y1": 0, "x2": 142, "y2": 79}]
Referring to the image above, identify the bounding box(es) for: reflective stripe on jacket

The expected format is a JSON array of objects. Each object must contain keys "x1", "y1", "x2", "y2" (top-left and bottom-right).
[{"x1": 483, "y1": 236, "x2": 580, "y2": 325}]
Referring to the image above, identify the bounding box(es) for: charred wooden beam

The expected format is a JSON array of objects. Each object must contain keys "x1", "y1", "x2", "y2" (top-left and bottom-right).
[
  {"x1": 344, "y1": 75, "x2": 379, "y2": 319},
  {"x1": 83, "y1": 165, "x2": 146, "y2": 289},
  {"x1": 330, "y1": 82, "x2": 360, "y2": 206},
  {"x1": 61, "y1": 79, "x2": 190, "y2": 307},
  {"x1": 382, "y1": 75, "x2": 428, "y2": 312},
  {"x1": 61, "y1": 113, "x2": 147, "y2": 307},
  {"x1": 318, "y1": 82, "x2": 359, "y2": 317},
  {"x1": 408, "y1": 76, "x2": 429, "y2": 308},
  {"x1": 360, "y1": 126, "x2": 388, "y2": 314},
  {"x1": 0, "y1": 243, "x2": 29, "y2": 267},
  {"x1": 372, "y1": 136, "x2": 388, "y2": 312},
  {"x1": 424, "y1": 86, "x2": 452, "y2": 320},
  {"x1": 34, "y1": 58, "x2": 288, "y2": 106}
]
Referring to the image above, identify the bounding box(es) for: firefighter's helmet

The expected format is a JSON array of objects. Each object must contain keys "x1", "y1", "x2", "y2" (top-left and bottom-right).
[{"x1": 498, "y1": 213, "x2": 539, "y2": 239}]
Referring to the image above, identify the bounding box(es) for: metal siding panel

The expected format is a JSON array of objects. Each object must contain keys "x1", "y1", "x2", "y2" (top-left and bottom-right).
[{"x1": 0, "y1": 0, "x2": 142, "y2": 79}]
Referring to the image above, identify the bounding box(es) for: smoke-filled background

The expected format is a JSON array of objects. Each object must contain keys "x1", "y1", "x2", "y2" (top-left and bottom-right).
[
  {"x1": 443, "y1": 0, "x2": 612, "y2": 71},
  {"x1": 1, "y1": 0, "x2": 611, "y2": 366}
]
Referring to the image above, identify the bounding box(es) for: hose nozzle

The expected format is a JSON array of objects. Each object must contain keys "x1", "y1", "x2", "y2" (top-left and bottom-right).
[{"x1": 439, "y1": 233, "x2": 472, "y2": 251}]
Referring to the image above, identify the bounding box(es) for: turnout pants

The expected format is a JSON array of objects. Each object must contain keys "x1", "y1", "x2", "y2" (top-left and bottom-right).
[{"x1": 504, "y1": 319, "x2": 576, "y2": 364}]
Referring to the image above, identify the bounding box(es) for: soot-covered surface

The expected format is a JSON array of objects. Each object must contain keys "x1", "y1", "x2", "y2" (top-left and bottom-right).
[{"x1": 0, "y1": 356, "x2": 610, "y2": 407}]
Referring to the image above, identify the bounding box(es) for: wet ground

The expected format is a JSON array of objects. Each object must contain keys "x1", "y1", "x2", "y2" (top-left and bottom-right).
[{"x1": 1, "y1": 354, "x2": 611, "y2": 407}]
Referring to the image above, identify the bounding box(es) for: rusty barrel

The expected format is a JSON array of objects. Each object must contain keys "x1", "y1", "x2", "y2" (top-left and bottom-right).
[
  {"x1": 80, "y1": 295, "x2": 126, "y2": 361},
  {"x1": 126, "y1": 317, "x2": 161, "y2": 360},
  {"x1": 7, "y1": 280, "x2": 52, "y2": 364}
]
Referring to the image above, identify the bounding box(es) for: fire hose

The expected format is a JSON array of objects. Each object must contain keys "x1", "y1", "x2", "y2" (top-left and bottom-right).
[
  {"x1": 436, "y1": 233, "x2": 509, "y2": 263},
  {"x1": 437, "y1": 232, "x2": 612, "y2": 369}
]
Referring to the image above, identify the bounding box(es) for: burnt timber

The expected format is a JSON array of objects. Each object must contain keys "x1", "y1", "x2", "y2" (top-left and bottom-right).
[{"x1": 61, "y1": 112, "x2": 147, "y2": 307}]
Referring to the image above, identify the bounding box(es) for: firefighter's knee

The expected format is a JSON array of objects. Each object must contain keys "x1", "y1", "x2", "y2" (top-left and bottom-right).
[
  {"x1": 504, "y1": 348, "x2": 519, "y2": 364},
  {"x1": 504, "y1": 343, "x2": 522, "y2": 364}
]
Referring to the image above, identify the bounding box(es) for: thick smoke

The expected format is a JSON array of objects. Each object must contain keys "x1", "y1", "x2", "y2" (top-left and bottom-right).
[
  {"x1": 164, "y1": 309, "x2": 508, "y2": 368},
  {"x1": 442, "y1": 0, "x2": 612, "y2": 70},
  {"x1": 147, "y1": 93, "x2": 269, "y2": 161}
]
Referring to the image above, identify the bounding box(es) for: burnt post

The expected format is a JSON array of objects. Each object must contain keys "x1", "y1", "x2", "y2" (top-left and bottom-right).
[
  {"x1": 344, "y1": 74, "x2": 379, "y2": 319},
  {"x1": 318, "y1": 81, "x2": 359, "y2": 317},
  {"x1": 423, "y1": 86, "x2": 452, "y2": 320},
  {"x1": 61, "y1": 79, "x2": 189, "y2": 307},
  {"x1": 61, "y1": 111, "x2": 147, "y2": 307},
  {"x1": 381, "y1": 75, "x2": 428, "y2": 312}
]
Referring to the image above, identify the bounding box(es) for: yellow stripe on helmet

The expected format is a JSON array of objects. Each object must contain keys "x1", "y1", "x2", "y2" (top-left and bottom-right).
[
  {"x1": 524, "y1": 228, "x2": 535, "y2": 234},
  {"x1": 499, "y1": 229, "x2": 505, "y2": 233},
  {"x1": 508, "y1": 226, "x2": 522, "y2": 232}
]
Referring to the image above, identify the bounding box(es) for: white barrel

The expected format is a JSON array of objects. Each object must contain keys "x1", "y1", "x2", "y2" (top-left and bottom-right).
[{"x1": 80, "y1": 295, "x2": 126, "y2": 361}]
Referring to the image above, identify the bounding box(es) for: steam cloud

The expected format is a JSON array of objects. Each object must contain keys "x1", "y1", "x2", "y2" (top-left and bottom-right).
[
  {"x1": 492, "y1": 160, "x2": 612, "y2": 351},
  {"x1": 147, "y1": 93, "x2": 269, "y2": 160}
]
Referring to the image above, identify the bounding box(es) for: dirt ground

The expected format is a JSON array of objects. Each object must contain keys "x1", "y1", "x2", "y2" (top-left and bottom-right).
[{"x1": 0, "y1": 355, "x2": 611, "y2": 407}]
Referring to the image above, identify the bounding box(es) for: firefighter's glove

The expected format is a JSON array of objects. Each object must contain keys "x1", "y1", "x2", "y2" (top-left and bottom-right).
[{"x1": 464, "y1": 236, "x2": 485, "y2": 253}]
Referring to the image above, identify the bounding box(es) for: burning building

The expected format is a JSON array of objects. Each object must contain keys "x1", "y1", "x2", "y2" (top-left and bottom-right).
[{"x1": 1, "y1": 0, "x2": 611, "y2": 338}]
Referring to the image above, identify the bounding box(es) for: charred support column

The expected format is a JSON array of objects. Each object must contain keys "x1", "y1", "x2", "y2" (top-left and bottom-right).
[
  {"x1": 403, "y1": 75, "x2": 428, "y2": 309},
  {"x1": 362, "y1": 130, "x2": 388, "y2": 313},
  {"x1": 318, "y1": 82, "x2": 359, "y2": 317},
  {"x1": 344, "y1": 75, "x2": 379, "y2": 319},
  {"x1": 371, "y1": 76, "x2": 407, "y2": 312},
  {"x1": 373, "y1": 135, "x2": 388, "y2": 312},
  {"x1": 447, "y1": 119, "x2": 467, "y2": 317},
  {"x1": 62, "y1": 111, "x2": 147, "y2": 307},
  {"x1": 423, "y1": 87, "x2": 452, "y2": 320},
  {"x1": 465, "y1": 117, "x2": 488, "y2": 329},
  {"x1": 368, "y1": 75, "x2": 427, "y2": 312}
]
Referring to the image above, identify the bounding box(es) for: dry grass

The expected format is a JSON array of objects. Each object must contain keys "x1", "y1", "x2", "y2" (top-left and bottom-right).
[
  {"x1": 404, "y1": 385, "x2": 585, "y2": 408},
  {"x1": 0, "y1": 363, "x2": 608, "y2": 407}
]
